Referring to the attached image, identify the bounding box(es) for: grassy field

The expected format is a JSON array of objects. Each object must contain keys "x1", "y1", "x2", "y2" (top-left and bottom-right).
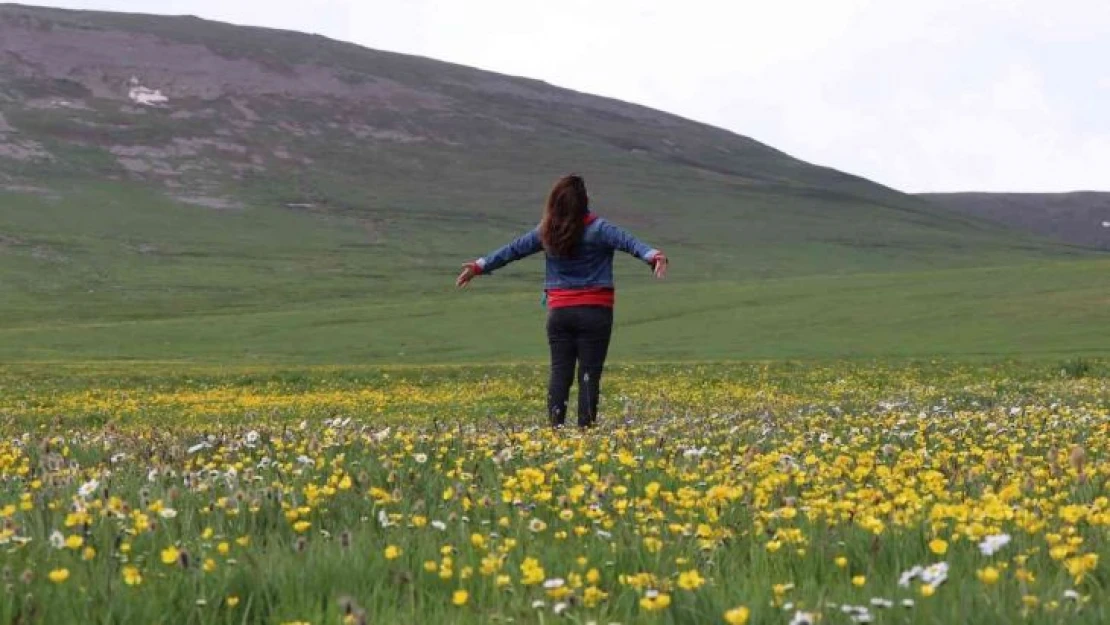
[
  {"x1": 2, "y1": 255, "x2": 1107, "y2": 364},
  {"x1": 4, "y1": 7, "x2": 1109, "y2": 623},
  {"x1": 0, "y1": 360, "x2": 1107, "y2": 624}
]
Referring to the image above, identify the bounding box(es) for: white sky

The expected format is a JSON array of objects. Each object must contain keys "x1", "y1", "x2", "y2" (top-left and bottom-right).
[{"x1": 38, "y1": 0, "x2": 1110, "y2": 193}]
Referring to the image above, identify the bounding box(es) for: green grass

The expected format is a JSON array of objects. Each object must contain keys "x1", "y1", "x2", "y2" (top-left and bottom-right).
[
  {"x1": 1, "y1": 181, "x2": 1104, "y2": 365},
  {"x1": 2, "y1": 253, "x2": 1106, "y2": 364}
]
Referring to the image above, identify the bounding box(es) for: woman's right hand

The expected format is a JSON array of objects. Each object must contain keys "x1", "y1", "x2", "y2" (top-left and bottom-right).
[{"x1": 651, "y1": 253, "x2": 668, "y2": 279}]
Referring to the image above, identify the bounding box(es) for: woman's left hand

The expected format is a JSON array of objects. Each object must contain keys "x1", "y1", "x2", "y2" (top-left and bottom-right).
[{"x1": 456, "y1": 261, "x2": 479, "y2": 287}]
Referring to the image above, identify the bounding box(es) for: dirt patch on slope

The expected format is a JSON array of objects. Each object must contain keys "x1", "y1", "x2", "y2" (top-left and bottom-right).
[{"x1": 172, "y1": 195, "x2": 243, "y2": 210}]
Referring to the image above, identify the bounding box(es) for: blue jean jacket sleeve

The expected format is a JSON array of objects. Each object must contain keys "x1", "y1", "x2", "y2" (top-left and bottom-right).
[
  {"x1": 597, "y1": 219, "x2": 659, "y2": 263},
  {"x1": 477, "y1": 228, "x2": 543, "y2": 274}
]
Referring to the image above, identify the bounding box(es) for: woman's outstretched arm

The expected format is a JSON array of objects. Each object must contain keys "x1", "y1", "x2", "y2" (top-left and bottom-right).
[
  {"x1": 457, "y1": 228, "x2": 543, "y2": 287},
  {"x1": 596, "y1": 218, "x2": 668, "y2": 278}
]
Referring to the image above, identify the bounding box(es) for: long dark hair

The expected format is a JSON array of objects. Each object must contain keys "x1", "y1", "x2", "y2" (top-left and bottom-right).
[{"x1": 539, "y1": 174, "x2": 589, "y2": 257}]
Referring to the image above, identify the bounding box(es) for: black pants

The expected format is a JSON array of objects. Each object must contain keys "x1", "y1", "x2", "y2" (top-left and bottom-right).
[{"x1": 546, "y1": 305, "x2": 613, "y2": 428}]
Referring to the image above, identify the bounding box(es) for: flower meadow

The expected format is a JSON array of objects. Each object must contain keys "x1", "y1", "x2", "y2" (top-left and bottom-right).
[{"x1": 0, "y1": 361, "x2": 1107, "y2": 624}]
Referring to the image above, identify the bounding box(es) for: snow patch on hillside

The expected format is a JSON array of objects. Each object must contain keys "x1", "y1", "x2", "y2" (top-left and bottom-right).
[{"x1": 128, "y1": 77, "x2": 169, "y2": 106}]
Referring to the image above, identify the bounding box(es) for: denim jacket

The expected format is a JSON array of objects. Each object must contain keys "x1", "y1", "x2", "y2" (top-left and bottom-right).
[{"x1": 475, "y1": 213, "x2": 660, "y2": 290}]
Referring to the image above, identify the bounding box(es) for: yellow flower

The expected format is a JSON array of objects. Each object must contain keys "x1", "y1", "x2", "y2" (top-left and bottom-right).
[
  {"x1": 203, "y1": 558, "x2": 216, "y2": 573},
  {"x1": 929, "y1": 538, "x2": 948, "y2": 555},
  {"x1": 920, "y1": 584, "x2": 936, "y2": 597},
  {"x1": 835, "y1": 556, "x2": 848, "y2": 568},
  {"x1": 640, "y1": 591, "x2": 672, "y2": 611},
  {"x1": 977, "y1": 567, "x2": 1000, "y2": 585},
  {"x1": 227, "y1": 595, "x2": 240, "y2": 607},
  {"x1": 293, "y1": 520, "x2": 311, "y2": 533},
  {"x1": 677, "y1": 569, "x2": 706, "y2": 591},
  {"x1": 384, "y1": 545, "x2": 402, "y2": 560},
  {"x1": 852, "y1": 575, "x2": 866, "y2": 587},
  {"x1": 452, "y1": 589, "x2": 469, "y2": 606},
  {"x1": 82, "y1": 546, "x2": 96, "y2": 561},
  {"x1": 724, "y1": 606, "x2": 751, "y2": 625},
  {"x1": 65, "y1": 534, "x2": 84, "y2": 550},
  {"x1": 48, "y1": 568, "x2": 69, "y2": 583},
  {"x1": 217, "y1": 542, "x2": 230, "y2": 556},
  {"x1": 122, "y1": 565, "x2": 142, "y2": 586},
  {"x1": 161, "y1": 546, "x2": 179, "y2": 565}
]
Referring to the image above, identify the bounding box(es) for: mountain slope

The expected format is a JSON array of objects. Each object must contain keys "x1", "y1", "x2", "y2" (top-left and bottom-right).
[
  {"x1": 0, "y1": 3, "x2": 1103, "y2": 362},
  {"x1": 919, "y1": 192, "x2": 1110, "y2": 250}
]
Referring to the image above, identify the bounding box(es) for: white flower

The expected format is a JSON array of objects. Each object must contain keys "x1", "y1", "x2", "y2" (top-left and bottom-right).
[
  {"x1": 77, "y1": 479, "x2": 99, "y2": 498},
  {"x1": 869, "y1": 598, "x2": 893, "y2": 608},
  {"x1": 431, "y1": 520, "x2": 447, "y2": 531},
  {"x1": 789, "y1": 611, "x2": 817, "y2": 625},
  {"x1": 159, "y1": 508, "x2": 178, "y2": 519},
  {"x1": 147, "y1": 469, "x2": 159, "y2": 482},
  {"x1": 244, "y1": 430, "x2": 260, "y2": 447},
  {"x1": 682, "y1": 447, "x2": 707, "y2": 459},
  {"x1": 1064, "y1": 589, "x2": 1080, "y2": 601},
  {"x1": 187, "y1": 442, "x2": 210, "y2": 454},
  {"x1": 978, "y1": 533, "x2": 1011, "y2": 556},
  {"x1": 596, "y1": 530, "x2": 612, "y2": 539},
  {"x1": 898, "y1": 565, "x2": 923, "y2": 587},
  {"x1": 553, "y1": 602, "x2": 568, "y2": 615},
  {"x1": 901, "y1": 599, "x2": 915, "y2": 608},
  {"x1": 921, "y1": 562, "x2": 949, "y2": 587},
  {"x1": 296, "y1": 455, "x2": 315, "y2": 466},
  {"x1": 372, "y1": 427, "x2": 391, "y2": 442},
  {"x1": 110, "y1": 453, "x2": 126, "y2": 464},
  {"x1": 378, "y1": 510, "x2": 392, "y2": 528},
  {"x1": 413, "y1": 453, "x2": 428, "y2": 464},
  {"x1": 529, "y1": 519, "x2": 547, "y2": 532},
  {"x1": 531, "y1": 600, "x2": 546, "y2": 609},
  {"x1": 50, "y1": 530, "x2": 65, "y2": 549},
  {"x1": 543, "y1": 578, "x2": 565, "y2": 589}
]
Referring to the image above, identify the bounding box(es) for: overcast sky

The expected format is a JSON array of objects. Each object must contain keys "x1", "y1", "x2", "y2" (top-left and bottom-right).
[{"x1": 41, "y1": 0, "x2": 1110, "y2": 193}]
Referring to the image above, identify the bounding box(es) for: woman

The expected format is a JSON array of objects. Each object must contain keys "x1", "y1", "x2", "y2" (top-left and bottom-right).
[{"x1": 456, "y1": 174, "x2": 667, "y2": 428}]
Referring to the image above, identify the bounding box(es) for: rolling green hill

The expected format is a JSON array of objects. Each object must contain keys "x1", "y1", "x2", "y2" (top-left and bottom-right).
[
  {"x1": 1, "y1": 3, "x2": 1106, "y2": 363},
  {"x1": 919, "y1": 192, "x2": 1110, "y2": 250}
]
